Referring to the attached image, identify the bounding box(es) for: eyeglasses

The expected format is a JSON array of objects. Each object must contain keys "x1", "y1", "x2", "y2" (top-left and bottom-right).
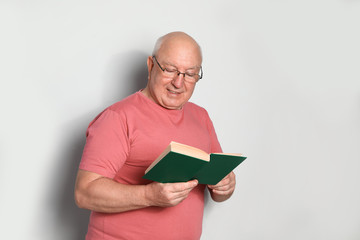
[{"x1": 152, "y1": 56, "x2": 203, "y2": 83}]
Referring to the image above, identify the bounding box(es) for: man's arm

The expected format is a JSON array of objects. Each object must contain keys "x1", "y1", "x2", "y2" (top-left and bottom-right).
[
  {"x1": 207, "y1": 171, "x2": 236, "y2": 202},
  {"x1": 74, "y1": 169, "x2": 198, "y2": 213}
]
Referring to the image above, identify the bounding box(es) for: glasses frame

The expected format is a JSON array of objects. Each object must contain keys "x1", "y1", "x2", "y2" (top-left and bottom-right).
[{"x1": 152, "y1": 56, "x2": 203, "y2": 82}]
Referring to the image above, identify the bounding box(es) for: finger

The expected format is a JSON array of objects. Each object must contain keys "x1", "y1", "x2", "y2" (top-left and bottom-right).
[
  {"x1": 210, "y1": 183, "x2": 235, "y2": 194},
  {"x1": 210, "y1": 184, "x2": 234, "y2": 192},
  {"x1": 208, "y1": 179, "x2": 235, "y2": 192},
  {"x1": 186, "y1": 179, "x2": 198, "y2": 187},
  {"x1": 211, "y1": 188, "x2": 234, "y2": 196},
  {"x1": 170, "y1": 190, "x2": 192, "y2": 201},
  {"x1": 207, "y1": 178, "x2": 230, "y2": 189},
  {"x1": 171, "y1": 180, "x2": 198, "y2": 193},
  {"x1": 209, "y1": 172, "x2": 236, "y2": 189},
  {"x1": 163, "y1": 184, "x2": 196, "y2": 205}
]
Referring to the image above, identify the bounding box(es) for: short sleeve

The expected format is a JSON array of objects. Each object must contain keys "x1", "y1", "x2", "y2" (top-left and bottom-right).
[
  {"x1": 79, "y1": 109, "x2": 130, "y2": 179},
  {"x1": 203, "y1": 109, "x2": 222, "y2": 153}
]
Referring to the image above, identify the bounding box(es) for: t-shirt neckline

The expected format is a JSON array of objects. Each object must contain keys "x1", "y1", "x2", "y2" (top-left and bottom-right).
[{"x1": 137, "y1": 90, "x2": 186, "y2": 113}]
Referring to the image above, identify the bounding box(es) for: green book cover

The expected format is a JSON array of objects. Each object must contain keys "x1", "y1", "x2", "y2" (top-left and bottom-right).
[
  {"x1": 194, "y1": 154, "x2": 247, "y2": 185},
  {"x1": 142, "y1": 142, "x2": 247, "y2": 185}
]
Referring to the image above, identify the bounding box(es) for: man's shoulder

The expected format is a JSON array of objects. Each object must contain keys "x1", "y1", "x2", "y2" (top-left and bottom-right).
[
  {"x1": 87, "y1": 92, "x2": 143, "y2": 127},
  {"x1": 184, "y1": 102, "x2": 213, "y2": 121},
  {"x1": 107, "y1": 91, "x2": 142, "y2": 113},
  {"x1": 185, "y1": 101, "x2": 208, "y2": 113}
]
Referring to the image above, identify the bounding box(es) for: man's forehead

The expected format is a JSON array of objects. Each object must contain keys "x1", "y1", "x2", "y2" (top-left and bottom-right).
[{"x1": 159, "y1": 42, "x2": 201, "y2": 64}]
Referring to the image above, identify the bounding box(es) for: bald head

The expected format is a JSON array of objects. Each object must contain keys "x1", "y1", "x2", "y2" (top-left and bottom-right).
[
  {"x1": 142, "y1": 32, "x2": 202, "y2": 110},
  {"x1": 152, "y1": 32, "x2": 202, "y2": 64}
]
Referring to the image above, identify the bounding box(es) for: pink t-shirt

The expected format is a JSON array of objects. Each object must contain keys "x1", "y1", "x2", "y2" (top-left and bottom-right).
[{"x1": 79, "y1": 91, "x2": 222, "y2": 240}]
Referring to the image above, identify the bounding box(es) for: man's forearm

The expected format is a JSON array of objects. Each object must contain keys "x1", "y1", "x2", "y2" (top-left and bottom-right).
[
  {"x1": 75, "y1": 171, "x2": 150, "y2": 213},
  {"x1": 74, "y1": 169, "x2": 199, "y2": 213}
]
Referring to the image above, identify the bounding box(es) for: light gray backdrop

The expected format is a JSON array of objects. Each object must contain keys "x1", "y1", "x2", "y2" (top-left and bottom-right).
[{"x1": 1, "y1": 1, "x2": 359, "y2": 239}]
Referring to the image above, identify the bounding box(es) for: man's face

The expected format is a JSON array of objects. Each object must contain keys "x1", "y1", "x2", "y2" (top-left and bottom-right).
[{"x1": 145, "y1": 38, "x2": 202, "y2": 110}]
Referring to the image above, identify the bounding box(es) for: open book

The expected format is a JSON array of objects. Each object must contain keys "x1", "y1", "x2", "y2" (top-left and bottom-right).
[{"x1": 143, "y1": 141, "x2": 247, "y2": 185}]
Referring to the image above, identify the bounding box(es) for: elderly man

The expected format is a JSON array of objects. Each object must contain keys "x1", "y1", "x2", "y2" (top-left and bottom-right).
[{"x1": 75, "y1": 32, "x2": 236, "y2": 240}]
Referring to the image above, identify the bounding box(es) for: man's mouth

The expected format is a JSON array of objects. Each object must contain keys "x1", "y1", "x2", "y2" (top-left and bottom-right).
[{"x1": 168, "y1": 89, "x2": 181, "y2": 94}]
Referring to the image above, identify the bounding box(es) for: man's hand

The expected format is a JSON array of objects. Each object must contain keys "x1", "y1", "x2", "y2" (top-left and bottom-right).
[
  {"x1": 145, "y1": 180, "x2": 198, "y2": 207},
  {"x1": 207, "y1": 171, "x2": 236, "y2": 202}
]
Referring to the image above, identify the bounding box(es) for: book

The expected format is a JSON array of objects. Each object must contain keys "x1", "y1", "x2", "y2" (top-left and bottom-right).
[{"x1": 143, "y1": 141, "x2": 247, "y2": 185}]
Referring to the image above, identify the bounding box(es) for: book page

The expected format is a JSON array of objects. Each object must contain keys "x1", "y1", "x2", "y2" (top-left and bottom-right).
[
  {"x1": 211, "y1": 153, "x2": 244, "y2": 157},
  {"x1": 171, "y1": 142, "x2": 210, "y2": 161}
]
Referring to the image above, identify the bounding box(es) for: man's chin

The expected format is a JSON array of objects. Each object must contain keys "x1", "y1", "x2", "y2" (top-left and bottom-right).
[{"x1": 161, "y1": 100, "x2": 184, "y2": 110}]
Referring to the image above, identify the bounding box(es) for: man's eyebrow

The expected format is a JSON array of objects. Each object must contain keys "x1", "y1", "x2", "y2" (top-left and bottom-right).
[{"x1": 163, "y1": 62, "x2": 200, "y2": 70}]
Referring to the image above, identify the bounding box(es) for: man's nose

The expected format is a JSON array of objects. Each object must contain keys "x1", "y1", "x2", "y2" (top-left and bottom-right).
[{"x1": 171, "y1": 74, "x2": 185, "y2": 88}]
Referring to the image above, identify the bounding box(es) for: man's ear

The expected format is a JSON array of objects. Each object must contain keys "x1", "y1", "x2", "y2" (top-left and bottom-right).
[{"x1": 146, "y1": 56, "x2": 154, "y2": 80}]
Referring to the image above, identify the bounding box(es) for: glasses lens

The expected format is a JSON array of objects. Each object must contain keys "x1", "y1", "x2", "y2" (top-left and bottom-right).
[
  {"x1": 184, "y1": 74, "x2": 199, "y2": 83},
  {"x1": 163, "y1": 69, "x2": 178, "y2": 78}
]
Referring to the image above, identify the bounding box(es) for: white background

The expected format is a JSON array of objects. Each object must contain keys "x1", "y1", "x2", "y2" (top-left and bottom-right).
[{"x1": 1, "y1": 1, "x2": 359, "y2": 239}]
